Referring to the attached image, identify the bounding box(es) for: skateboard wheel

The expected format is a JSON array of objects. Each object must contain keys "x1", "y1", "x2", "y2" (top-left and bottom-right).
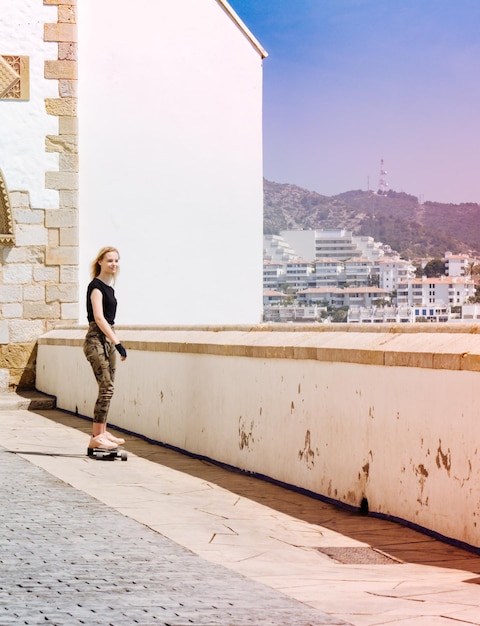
[{"x1": 120, "y1": 451, "x2": 128, "y2": 461}]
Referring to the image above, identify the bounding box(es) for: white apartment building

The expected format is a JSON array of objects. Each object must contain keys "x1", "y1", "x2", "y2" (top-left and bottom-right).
[
  {"x1": 444, "y1": 253, "x2": 475, "y2": 277},
  {"x1": 397, "y1": 277, "x2": 475, "y2": 307},
  {"x1": 354, "y1": 235, "x2": 385, "y2": 261},
  {"x1": 284, "y1": 259, "x2": 314, "y2": 291},
  {"x1": 279, "y1": 228, "x2": 385, "y2": 263},
  {"x1": 462, "y1": 303, "x2": 480, "y2": 320},
  {"x1": 313, "y1": 258, "x2": 345, "y2": 287},
  {"x1": 348, "y1": 306, "x2": 415, "y2": 324},
  {"x1": 263, "y1": 260, "x2": 285, "y2": 289},
  {"x1": 344, "y1": 257, "x2": 374, "y2": 286},
  {"x1": 263, "y1": 289, "x2": 286, "y2": 305},
  {"x1": 263, "y1": 234, "x2": 298, "y2": 262},
  {"x1": 298, "y1": 286, "x2": 390, "y2": 308},
  {"x1": 377, "y1": 257, "x2": 416, "y2": 291}
]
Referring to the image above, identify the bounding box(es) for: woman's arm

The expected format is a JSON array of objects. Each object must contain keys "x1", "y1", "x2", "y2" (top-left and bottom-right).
[{"x1": 90, "y1": 289, "x2": 126, "y2": 359}]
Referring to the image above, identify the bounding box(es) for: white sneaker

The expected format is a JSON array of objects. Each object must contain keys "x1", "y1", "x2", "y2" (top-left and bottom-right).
[
  {"x1": 105, "y1": 431, "x2": 125, "y2": 446},
  {"x1": 89, "y1": 433, "x2": 118, "y2": 450}
]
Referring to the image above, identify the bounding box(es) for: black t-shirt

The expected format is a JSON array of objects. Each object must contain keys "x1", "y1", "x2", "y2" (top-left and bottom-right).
[{"x1": 86, "y1": 278, "x2": 117, "y2": 325}]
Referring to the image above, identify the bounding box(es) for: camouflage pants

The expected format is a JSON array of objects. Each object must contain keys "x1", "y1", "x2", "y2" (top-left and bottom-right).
[{"x1": 83, "y1": 322, "x2": 116, "y2": 423}]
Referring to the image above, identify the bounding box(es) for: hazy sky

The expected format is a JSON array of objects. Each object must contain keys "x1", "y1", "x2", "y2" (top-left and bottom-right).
[{"x1": 228, "y1": 0, "x2": 480, "y2": 204}]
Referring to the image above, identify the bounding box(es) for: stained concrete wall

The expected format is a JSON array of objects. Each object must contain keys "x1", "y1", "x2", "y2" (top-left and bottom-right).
[{"x1": 36, "y1": 324, "x2": 480, "y2": 550}]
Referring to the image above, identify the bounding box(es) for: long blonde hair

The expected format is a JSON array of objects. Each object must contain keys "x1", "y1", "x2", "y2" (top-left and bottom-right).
[{"x1": 90, "y1": 246, "x2": 120, "y2": 280}]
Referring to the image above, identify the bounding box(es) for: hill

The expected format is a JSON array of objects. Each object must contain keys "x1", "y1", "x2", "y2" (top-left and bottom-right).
[{"x1": 263, "y1": 179, "x2": 480, "y2": 260}]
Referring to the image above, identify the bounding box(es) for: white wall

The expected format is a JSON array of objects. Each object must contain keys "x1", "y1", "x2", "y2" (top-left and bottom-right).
[
  {"x1": 36, "y1": 325, "x2": 480, "y2": 550},
  {"x1": 78, "y1": 0, "x2": 265, "y2": 325},
  {"x1": 0, "y1": 0, "x2": 58, "y2": 208}
]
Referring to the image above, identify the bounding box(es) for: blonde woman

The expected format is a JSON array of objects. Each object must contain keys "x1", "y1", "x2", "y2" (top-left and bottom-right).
[{"x1": 83, "y1": 246, "x2": 127, "y2": 450}]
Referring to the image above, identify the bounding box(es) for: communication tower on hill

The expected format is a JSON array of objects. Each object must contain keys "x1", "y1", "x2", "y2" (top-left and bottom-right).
[{"x1": 378, "y1": 158, "x2": 388, "y2": 195}]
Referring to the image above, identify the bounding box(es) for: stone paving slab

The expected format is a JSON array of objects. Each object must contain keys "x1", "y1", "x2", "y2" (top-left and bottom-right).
[
  {"x1": 0, "y1": 445, "x2": 347, "y2": 626},
  {"x1": 3, "y1": 402, "x2": 480, "y2": 625}
]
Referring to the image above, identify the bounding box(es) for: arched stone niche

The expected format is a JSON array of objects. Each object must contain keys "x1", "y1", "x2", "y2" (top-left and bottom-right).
[{"x1": 0, "y1": 169, "x2": 15, "y2": 244}]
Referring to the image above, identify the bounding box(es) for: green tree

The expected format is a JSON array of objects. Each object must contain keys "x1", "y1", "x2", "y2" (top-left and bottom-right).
[
  {"x1": 423, "y1": 258, "x2": 445, "y2": 278},
  {"x1": 332, "y1": 308, "x2": 348, "y2": 323}
]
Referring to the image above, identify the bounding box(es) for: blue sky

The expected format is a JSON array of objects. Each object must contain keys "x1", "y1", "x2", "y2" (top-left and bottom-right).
[{"x1": 228, "y1": 0, "x2": 480, "y2": 204}]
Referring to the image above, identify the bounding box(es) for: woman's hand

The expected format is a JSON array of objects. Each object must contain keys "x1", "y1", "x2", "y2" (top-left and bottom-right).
[{"x1": 115, "y1": 343, "x2": 127, "y2": 361}]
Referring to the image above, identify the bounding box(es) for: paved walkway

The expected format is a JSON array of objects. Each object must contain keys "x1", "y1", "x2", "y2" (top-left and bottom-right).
[{"x1": 1, "y1": 393, "x2": 480, "y2": 626}]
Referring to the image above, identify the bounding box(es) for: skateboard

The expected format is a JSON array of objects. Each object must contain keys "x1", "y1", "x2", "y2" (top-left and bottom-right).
[{"x1": 87, "y1": 447, "x2": 128, "y2": 461}]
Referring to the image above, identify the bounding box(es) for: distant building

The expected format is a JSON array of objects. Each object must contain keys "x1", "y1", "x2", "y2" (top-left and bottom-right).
[
  {"x1": 297, "y1": 286, "x2": 390, "y2": 308},
  {"x1": 280, "y1": 228, "x2": 385, "y2": 263},
  {"x1": 444, "y1": 252, "x2": 475, "y2": 277},
  {"x1": 348, "y1": 306, "x2": 414, "y2": 324},
  {"x1": 344, "y1": 257, "x2": 374, "y2": 286},
  {"x1": 263, "y1": 234, "x2": 298, "y2": 262},
  {"x1": 377, "y1": 257, "x2": 416, "y2": 291},
  {"x1": 263, "y1": 289, "x2": 286, "y2": 305},
  {"x1": 263, "y1": 260, "x2": 285, "y2": 290},
  {"x1": 313, "y1": 258, "x2": 345, "y2": 287},
  {"x1": 462, "y1": 303, "x2": 480, "y2": 320},
  {"x1": 263, "y1": 306, "x2": 325, "y2": 323},
  {"x1": 397, "y1": 277, "x2": 475, "y2": 307},
  {"x1": 284, "y1": 259, "x2": 314, "y2": 291}
]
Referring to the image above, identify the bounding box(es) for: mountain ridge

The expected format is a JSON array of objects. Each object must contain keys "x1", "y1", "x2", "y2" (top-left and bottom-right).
[{"x1": 263, "y1": 179, "x2": 480, "y2": 260}]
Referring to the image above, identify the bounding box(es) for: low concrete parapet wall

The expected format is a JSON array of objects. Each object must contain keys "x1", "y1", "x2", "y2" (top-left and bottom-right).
[{"x1": 36, "y1": 324, "x2": 480, "y2": 550}]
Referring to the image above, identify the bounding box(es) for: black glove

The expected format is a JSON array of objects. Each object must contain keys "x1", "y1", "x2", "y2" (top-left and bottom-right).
[{"x1": 115, "y1": 343, "x2": 127, "y2": 358}]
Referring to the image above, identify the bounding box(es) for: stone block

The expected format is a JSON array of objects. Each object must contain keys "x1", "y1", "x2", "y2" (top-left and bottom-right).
[
  {"x1": 8, "y1": 191, "x2": 30, "y2": 208},
  {"x1": 59, "y1": 80, "x2": 78, "y2": 98},
  {"x1": 60, "y1": 265, "x2": 78, "y2": 283},
  {"x1": 58, "y1": 191, "x2": 78, "y2": 209},
  {"x1": 59, "y1": 154, "x2": 79, "y2": 171},
  {"x1": 33, "y1": 266, "x2": 59, "y2": 282},
  {"x1": 46, "y1": 246, "x2": 79, "y2": 265},
  {"x1": 60, "y1": 226, "x2": 79, "y2": 246},
  {"x1": 4, "y1": 326, "x2": 29, "y2": 348},
  {"x1": 23, "y1": 302, "x2": 60, "y2": 320},
  {"x1": 62, "y1": 302, "x2": 79, "y2": 320},
  {"x1": 58, "y1": 4, "x2": 77, "y2": 23},
  {"x1": 25, "y1": 247, "x2": 45, "y2": 263},
  {"x1": 3, "y1": 264, "x2": 33, "y2": 285},
  {"x1": 12, "y1": 209, "x2": 44, "y2": 224},
  {"x1": 44, "y1": 0, "x2": 77, "y2": 6},
  {"x1": 59, "y1": 116, "x2": 78, "y2": 134},
  {"x1": 0, "y1": 342, "x2": 36, "y2": 373},
  {"x1": 58, "y1": 42, "x2": 77, "y2": 62},
  {"x1": 44, "y1": 60, "x2": 77, "y2": 80},
  {"x1": 44, "y1": 23, "x2": 77, "y2": 43},
  {"x1": 10, "y1": 364, "x2": 36, "y2": 390},
  {"x1": 0, "y1": 320, "x2": 8, "y2": 344},
  {"x1": 46, "y1": 284, "x2": 77, "y2": 302},
  {"x1": 2, "y1": 303, "x2": 23, "y2": 318},
  {"x1": 24, "y1": 284, "x2": 45, "y2": 301},
  {"x1": 3, "y1": 247, "x2": 27, "y2": 262},
  {"x1": 45, "y1": 171, "x2": 78, "y2": 191},
  {"x1": 15, "y1": 224, "x2": 48, "y2": 246},
  {"x1": 48, "y1": 229, "x2": 60, "y2": 246},
  {"x1": 46, "y1": 134, "x2": 78, "y2": 154},
  {"x1": 0, "y1": 369, "x2": 9, "y2": 392},
  {"x1": 0, "y1": 285, "x2": 22, "y2": 303},
  {"x1": 45, "y1": 97, "x2": 77, "y2": 116},
  {"x1": 45, "y1": 208, "x2": 77, "y2": 228}
]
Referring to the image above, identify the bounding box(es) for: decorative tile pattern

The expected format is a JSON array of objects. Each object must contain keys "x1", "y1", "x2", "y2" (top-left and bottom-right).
[
  {"x1": 0, "y1": 55, "x2": 29, "y2": 100},
  {"x1": 0, "y1": 169, "x2": 15, "y2": 244}
]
